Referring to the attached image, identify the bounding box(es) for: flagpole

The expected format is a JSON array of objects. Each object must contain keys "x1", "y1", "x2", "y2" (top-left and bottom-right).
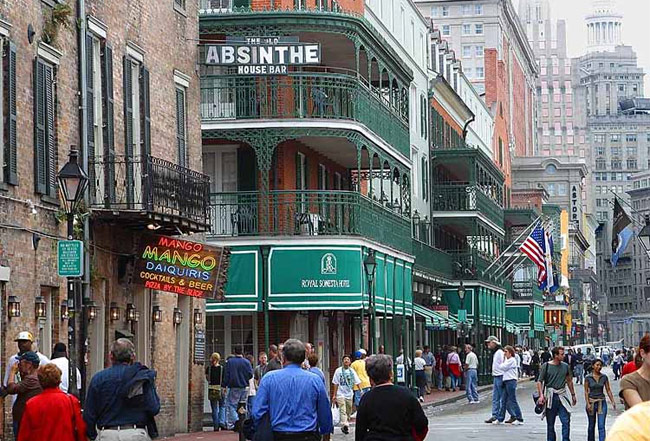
[
  {"x1": 487, "y1": 217, "x2": 554, "y2": 281},
  {"x1": 483, "y1": 215, "x2": 543, "y2": 275}
]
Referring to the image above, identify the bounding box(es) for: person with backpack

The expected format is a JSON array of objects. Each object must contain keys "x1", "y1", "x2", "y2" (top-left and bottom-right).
[{"x1": 536, "y1": 347, "x2": 577, "y2": 441}]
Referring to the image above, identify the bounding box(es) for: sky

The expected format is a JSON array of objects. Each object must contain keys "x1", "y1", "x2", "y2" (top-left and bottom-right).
[{"x1": 513, "y1": 0, "x2": 650, "y2": 93}]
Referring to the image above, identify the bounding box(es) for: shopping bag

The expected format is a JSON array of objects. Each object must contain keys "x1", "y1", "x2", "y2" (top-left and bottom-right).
[{"x1": 331, "y1": 404, "x2": 340, "y2": 426}]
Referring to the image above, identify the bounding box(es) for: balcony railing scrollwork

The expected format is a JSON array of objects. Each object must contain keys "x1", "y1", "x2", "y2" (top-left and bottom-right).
[
  {"x1": 200, "y1": 69, "x2": 410, "y2": 158},
  {"x1": 88, "y1": 155, "x2": 210, "y2": 229},
  {"x1": 208, "y1": 190, "x2": 411, "y2": 252}
]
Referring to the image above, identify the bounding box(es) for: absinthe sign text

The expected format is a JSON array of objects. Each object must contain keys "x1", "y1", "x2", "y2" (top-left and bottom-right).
[{"x1": 204, "y1": 36, "x2": 321, "y2": 75}]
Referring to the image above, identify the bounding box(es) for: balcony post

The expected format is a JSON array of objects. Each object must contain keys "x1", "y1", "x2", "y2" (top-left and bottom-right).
[{"x1": 249, "y1": 136, "x2": 281, "y2": 234}]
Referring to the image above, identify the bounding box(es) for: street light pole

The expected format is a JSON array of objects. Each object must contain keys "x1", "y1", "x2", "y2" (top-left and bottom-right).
[
  {"x1": 364, "y1": 250, "x2": 377, "y2": 353},
  {"x1": 57, "y1": 148, "x2": 88, "y2": 400}
]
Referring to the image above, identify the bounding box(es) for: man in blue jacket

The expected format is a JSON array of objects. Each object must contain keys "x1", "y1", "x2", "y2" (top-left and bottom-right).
[
  {"x1": 84, "y1": 338, "x2": 160, "y2": 440},
  {"x1": 224, "y1": 346, "x2": 254, "y2": 430}
]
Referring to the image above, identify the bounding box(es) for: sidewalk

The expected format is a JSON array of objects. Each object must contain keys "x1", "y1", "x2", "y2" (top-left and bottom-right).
[{"x1": 165, "y1": 378, "x2": 531, "y2": 440}]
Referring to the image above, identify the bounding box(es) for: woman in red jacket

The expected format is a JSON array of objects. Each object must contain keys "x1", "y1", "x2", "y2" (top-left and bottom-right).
[{"x1": 18, "y1": 363, "x2": 86, "y2": 441}]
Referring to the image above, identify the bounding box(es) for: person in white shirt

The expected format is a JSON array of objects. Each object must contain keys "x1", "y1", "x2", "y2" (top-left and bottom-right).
[
  {"x1": 49, "y1": 343, "x2": 81, "y2": 394},
  {"x1": 396, "y1": 350, "x2": 412, "y2": 387},
  {"x1": 498, "y1": 345, "x2": 524, "y2": 425},
  {"x1": 464, "y1": 344, "x2": 480, "y2": 404},
  {"x1": 414, "y1": 350, "x2": 427, "y2": 403},
  {"x1": 484, "y1": 336, "x2": 506, "y2": 424},
  {"x1": 331, "y1": 355, "x2": 361, "y2": 435},
  {"x1": 522, "y1": 348, "x2": 532, "y2": 377},
  {"x1": 4, "y1": 331, "x2": 50, "y2": 404}
]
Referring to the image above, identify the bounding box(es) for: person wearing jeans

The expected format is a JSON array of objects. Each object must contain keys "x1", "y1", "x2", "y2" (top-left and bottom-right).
[
  {"x1": 484, "y1": 336, "x2": 506, "y2": 424},
  {"x1": 499, "y1": 346, "x2": 523, "y2": 424},
  {"x1": 585, "y1": 359, "x2": 616, "y2": 441},
  {"x1": 206, "y1": 353, "x2": 227, "y2": 430},
  {"x1": 464, "y1": 344, "x2": 480, "y2": 403},
  {"x1": 223, "y1": 348, "x2": 253, "y2": 430},
  {"x1": 447, "y1": 347, "x2": 462, "y2": 392},
  {"x1": 536, "y1": 347, "x2": 577, "y2": 441}
]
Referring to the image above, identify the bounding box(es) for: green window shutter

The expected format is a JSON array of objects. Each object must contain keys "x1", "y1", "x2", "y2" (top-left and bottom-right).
[
  {"x1": 304, "y1": 156, "x2": 309, "y2": 189},
  {"x1": 86, "y1": 34, "x2": 95, "y2": 191},
  {"x1": 123, "y1": 56, "x2": 133, "y2": 204},
  {"x1": 318, "y1": 164, "x2": 323, "y2": 190},
  {"x1": 4, "y1": 41, "x2": 17, "y2": 185},
  {"x1": 101, "y1": 44, "x2": 115, "y2": 204},
  {"x1": 176, "y1": 88, "x2": 187, "y2": 168},
  {"x1": 140, "y1": 65, "x2": 151, "y2": 157},
  {"x1": 33, "y1": 59, "x2": 47, "y2": 194},
  {"x1": 44, "y1": 63, "x2": 57, "y2": 196}
]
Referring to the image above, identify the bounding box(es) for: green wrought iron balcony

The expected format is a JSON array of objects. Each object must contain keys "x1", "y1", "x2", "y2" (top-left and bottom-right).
[
  {"x1": 412, "y1": 240, "x2": 454, "y2": 280},
  {"x1": 208, "y1": 190, "x2": 411, "y2": 253},
  {"x1": 200, "y1": 69, "x2": 410, "y2": 158},
  {"x1": 450, "y1": 250, "x2": 490, "y2": 281},
  {"x1": 431, "y1": 184, "x2": 504, "y2": 226}
]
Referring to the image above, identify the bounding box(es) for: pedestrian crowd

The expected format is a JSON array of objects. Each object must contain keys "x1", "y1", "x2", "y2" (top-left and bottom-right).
[{"x1": 0, "y1": 331, "x2": 161, "y2": 441}]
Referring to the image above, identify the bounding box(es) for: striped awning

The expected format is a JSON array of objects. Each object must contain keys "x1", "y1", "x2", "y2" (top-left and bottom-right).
[
  {"x1": 505, "y1": 320, "x2": 522, "y2": 334},
  {"x1": 414, "y1": 304, "x2": 459, "y2": 330}
]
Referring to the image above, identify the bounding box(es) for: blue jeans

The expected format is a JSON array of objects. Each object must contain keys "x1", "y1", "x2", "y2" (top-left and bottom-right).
[
  {"x1": 491, "y1": 375, "x2": 506, "y2": 419},
  {"x1": 466, "y1": 369, "x2": 479, "y2": 402},
  {"x1": 500, "y1": 379, "x2": 522, "y2": 421},
  {"x1": 450, "y1": 373, "x2": 460, "y2": 390},
  {"x1": 587, "y1": 400, "x2": 607, "y2": 441},
  {"x1": 210, "y1": 397, "x2": 226, "y2": 429},
  {"x1": 354, "y1": 387, "x2": 371, "y2": 407},
  {"x1": 226, "y1": 387, "x2": 249, "y2": 429},
  {"x1": 546, "y1": 394, "x2": 571, "y2": 441},
  {"x1": 574, "y1": 365, "x2": 584, "y2": 384},
  {"x1": 436, "y1": 369, "x2": 443, "y2": 389}
]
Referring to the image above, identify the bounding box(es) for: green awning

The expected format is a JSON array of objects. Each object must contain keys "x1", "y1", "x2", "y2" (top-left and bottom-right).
[
  {"x1": 505, "y1": 320, "x2": 522, "y2": 334},
  {"x1": 207, "y1": 248, "x2": 262, "y2": 313},
  {"x1": 414, "y1": 304, "x2": 458, "y2": 330}
]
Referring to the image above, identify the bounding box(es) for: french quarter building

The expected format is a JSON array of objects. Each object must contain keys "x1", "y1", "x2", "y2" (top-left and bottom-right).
[
  {"x1": 0, "y1": 1, "x2": 209, "y2": 437},
  {"x1": 200, "y1": 0, "x2": 526, "y2": 389}
]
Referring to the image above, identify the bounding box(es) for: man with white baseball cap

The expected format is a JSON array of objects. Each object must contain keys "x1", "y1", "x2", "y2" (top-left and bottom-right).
[
  {"x1": 3, "y1": 332, "x2": 50, "y2": 391},
  {"x1": 484, "y1": 335, "x2": 506, "y2": 424}
]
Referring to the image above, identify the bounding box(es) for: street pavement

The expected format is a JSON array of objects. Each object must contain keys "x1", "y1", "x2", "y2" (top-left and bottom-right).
[
  {"x1": 331, "y1": 368, "x2": 624, "y2": 441},
  {"x1": 170, "y1": 369, "x2": 625, "y2": 441}
]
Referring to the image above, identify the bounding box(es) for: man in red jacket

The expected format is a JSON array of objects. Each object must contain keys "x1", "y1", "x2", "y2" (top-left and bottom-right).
[{"x1": 18, "y1": 363, "x2": 86, "y2": 441}]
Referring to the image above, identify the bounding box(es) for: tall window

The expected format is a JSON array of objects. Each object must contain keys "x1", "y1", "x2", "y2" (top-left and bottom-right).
[
  {"x1": 2, "y1": 40, "x2": 17, "y2": 185},
  {"x1": 442, "y1": 25, "x2": 450, "y2": 36},
  {"x1": 475, "y1": 24, "x2": 484, "y2": 35},
  {"x1": 123, "y1": 54, "x2": 150, "y2": 205},
  {"x1": 176, "y1": 87, "x2": 187, "y2": 167},
  {"x1": 34, "y1": 58, "x2": 57, "y2": 196}
]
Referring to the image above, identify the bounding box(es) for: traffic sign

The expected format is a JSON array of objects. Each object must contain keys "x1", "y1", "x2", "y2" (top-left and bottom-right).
[{"x1": 57, "y1": 240, "x2": 83, "y2": 277}]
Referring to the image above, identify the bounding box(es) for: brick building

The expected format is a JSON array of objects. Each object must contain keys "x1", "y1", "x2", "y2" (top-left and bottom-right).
[
  {"x1": 0, "y1": 1, "x2": 208, "y2": 437},
  {"x1": 415, "y1": 0, "x2": 539, "y2": 194}
]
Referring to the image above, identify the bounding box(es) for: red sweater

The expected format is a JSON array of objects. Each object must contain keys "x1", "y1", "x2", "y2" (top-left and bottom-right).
[{"x1": 18, "y1": 388, "x2": 86, "y2": 441}]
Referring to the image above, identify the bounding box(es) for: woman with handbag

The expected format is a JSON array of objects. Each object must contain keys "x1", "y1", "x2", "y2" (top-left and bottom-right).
[
  {"x1": 206, "y1": 352, "x2": 226, "y2": 431},
  {"x1": 17, "y1": 363, "x2": 86, "y2": 441}
]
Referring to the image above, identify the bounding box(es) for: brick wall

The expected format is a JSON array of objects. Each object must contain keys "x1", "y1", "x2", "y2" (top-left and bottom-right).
[
  {"x1": 485, "y1": 48, "x2": 511, "y2": 195},
  {"x1": 0, "y1": 0, "x2": 204, "y2": 437}
]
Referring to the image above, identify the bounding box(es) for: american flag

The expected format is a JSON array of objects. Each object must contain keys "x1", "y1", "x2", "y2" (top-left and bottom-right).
[{"x1": 519, "y1": 225, "x2": 547, "y2": 285}]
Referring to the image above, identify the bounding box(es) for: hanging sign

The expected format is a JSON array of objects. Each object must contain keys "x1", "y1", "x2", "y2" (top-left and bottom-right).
[
  {"x1": 134, "y1": 235, "x2": 229, "y2": 299},
  {"x1": 194, "y1": 329, "x2": 206, "y2": 364},
  {"x1": 204, "y1": 36, "x2": 321, "y2": 75}
]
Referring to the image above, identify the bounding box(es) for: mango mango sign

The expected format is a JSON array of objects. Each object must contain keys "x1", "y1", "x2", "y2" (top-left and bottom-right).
[{"x1": 134, "y1": 235, "x2": 229, "y2": 299}]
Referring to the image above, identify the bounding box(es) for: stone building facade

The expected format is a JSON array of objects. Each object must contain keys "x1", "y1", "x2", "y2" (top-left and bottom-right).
[{"x1": 0, "y1": 1, "x2": 208, "y2": 437}]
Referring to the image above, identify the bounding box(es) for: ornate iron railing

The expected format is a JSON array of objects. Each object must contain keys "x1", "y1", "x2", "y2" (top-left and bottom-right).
[
  {"x1": 88, "y1": 155, "x2": 210, "y2": 226},
  {"x1": 431, "y1": 184, "x2": 504, "y2": 226},
  {"x1": 208, "y1": 190, "x2": 411, "y2": 252},
  {"x1": 450, "y1": 250, "x2": 491, "y2": 280},
  {"x1": 412, "y1": 240, "x2": 454, "y2": 279},
  {"x1": 200, "y1": 70, "x2": 410, "y2": 157}
]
